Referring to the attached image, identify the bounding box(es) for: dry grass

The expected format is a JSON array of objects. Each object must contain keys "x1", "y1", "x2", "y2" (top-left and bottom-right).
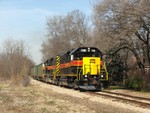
[
  {"x1": 0, "y1": 79, "x2": 149, "y2": 113},
  {"x1": 0, "y1": 82, "x2": 94, "y2": 113}
]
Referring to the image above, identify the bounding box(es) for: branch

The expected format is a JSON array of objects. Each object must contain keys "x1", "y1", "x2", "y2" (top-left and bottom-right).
[{"x1": 135, "y1": 31, "x2": 147, "y2": 43}]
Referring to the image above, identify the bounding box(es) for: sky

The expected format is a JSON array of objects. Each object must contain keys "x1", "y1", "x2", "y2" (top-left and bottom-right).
[{"x1": 0, "y1": 0, "x2": 95, "y2": 64}]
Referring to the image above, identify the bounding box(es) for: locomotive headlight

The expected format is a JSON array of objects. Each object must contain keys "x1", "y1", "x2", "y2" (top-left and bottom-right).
[
  {"x1": 101, "y1": 75, "x2": 104, "y2": 78},
  {"x1": 85, "y1": 75, "x2": 87, "y2": 78}
]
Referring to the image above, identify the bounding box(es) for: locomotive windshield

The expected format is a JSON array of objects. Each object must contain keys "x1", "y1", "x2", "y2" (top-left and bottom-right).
[{"x1": 72, "y1": 47, "x2": 102, "y2": 60}]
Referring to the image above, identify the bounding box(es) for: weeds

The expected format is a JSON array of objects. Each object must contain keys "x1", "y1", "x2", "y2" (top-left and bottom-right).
[
  {"x1": 0, "y1": 93, "x2": 13, "y2": 105},
  {"x1": 47, "y1": 99, "x2": 56, "y2": 105},
  {"x1": 41, "y1": 107, "x2": 50, "y2": 113}
]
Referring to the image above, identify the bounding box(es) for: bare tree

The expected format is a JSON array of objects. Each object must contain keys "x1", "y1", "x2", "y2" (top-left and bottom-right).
[
  {"x1": 41, "y1": 10, "x2": 91, "y2": 61},
  {"x1": 41, "y1": 16, "x2": 71, "y2": 61},
  {"x1": 65, "y1": 10, "x2": 91, "y2": 47},
  {"x1": 93, "y1": 0, "x2": 150, "y2": 69},
  {"x1": 0, "y1": 38, "x2": 33, "y2": 86}
]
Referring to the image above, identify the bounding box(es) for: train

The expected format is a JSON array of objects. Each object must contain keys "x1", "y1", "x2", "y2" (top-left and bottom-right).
[{"x1": 31, "y1": 47, "x2": 109, "y2": 90}]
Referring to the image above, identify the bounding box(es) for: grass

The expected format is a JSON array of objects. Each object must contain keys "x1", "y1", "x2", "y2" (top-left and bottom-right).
[
  {"x1": 0, "y1": 84, "x2": 9, "y2": 90},
  {"x1": 41, "y1": 107, "x2": 50, "y2": 113},
  {"x1": 1, "y1": 80, "x2": 130, "y2": 113},
  {"x1": 47, "y1": 99, "x2": 56, "y2": 105},
  {"x1": 0, "y1": 93, "x2": 13, "y2": 104},
  {"x1": 0, "y1": 82, "x2": 81, "y2": 113},
  {"x1": 107, "y1": 85, "x2": 126, "y2": 90}
]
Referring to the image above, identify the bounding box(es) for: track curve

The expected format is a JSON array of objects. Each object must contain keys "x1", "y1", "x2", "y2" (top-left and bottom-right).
[{"x1": 87, "y1": 91, "x2": 150, "y2": 108}]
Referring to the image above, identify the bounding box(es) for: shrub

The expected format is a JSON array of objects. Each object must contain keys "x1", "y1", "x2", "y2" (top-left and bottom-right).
[
  {"x1": 128, "y1": 75, "x2": 143, "y2": 90},
  {"x1": 126, "y1": 70, "x2": 144, "y2": 91}
]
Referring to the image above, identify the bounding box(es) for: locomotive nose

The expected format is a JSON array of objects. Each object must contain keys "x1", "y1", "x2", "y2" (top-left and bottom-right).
[{"x1": 83, "y1": 57, "x2": 100, "y2": 75}]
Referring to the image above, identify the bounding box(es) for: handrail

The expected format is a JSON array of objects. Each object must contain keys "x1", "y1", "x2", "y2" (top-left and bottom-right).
[{"x1": 103, "y1": 62, "x2": 109, "y2": 80}]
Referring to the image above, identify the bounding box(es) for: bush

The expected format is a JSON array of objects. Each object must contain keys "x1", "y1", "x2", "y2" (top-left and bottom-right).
[
  {"x1": 128, "y1": 76, "x2": 143, "y2": 90},
  {"x1": 126, "y1": 70, "x2": 144, "y2": 91},
  {"x1": 11, "y1": 74, "x2": 30, "y2": 87},
  {"x1": 21, "y1": 75, "x2": 30, "y2": 87}
]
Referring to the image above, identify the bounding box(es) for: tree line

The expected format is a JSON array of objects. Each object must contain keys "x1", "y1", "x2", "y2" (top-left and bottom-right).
[{"x1": 41, "y1": 0, "x2": 150, "y2": 91}]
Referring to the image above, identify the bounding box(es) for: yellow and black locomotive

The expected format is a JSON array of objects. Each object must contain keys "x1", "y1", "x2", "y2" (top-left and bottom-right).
[{"x1": 31, "y1": 47, "x2": 108, "y2": 90}]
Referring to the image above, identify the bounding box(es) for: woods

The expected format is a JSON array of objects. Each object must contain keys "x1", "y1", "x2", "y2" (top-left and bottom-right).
[{"x1": 93, "y1": 0, "x2": 150, "y2": 90}]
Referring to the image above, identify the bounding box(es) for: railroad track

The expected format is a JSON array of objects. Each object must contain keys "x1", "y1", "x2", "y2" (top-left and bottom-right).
[
  {"x1": 87, "y1": 91, "x2": 150, "y2": 108},
  {"x1": 34, "y1": 78, "x2": 150, "y2": 108}
]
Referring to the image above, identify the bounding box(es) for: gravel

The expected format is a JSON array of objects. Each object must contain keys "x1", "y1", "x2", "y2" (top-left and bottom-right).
[{"x1": 31, "y1": 79, "x2": 150, "y2": 113}]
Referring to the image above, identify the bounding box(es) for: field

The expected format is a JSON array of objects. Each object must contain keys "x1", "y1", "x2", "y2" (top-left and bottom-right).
[{"x1": 0, "y1": 79, "x2": 149, "y2": 113}]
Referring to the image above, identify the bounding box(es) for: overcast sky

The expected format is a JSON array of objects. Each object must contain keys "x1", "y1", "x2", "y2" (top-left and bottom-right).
[{"x1": 0, "y1": 0, "x2": 95, "y2": 64}]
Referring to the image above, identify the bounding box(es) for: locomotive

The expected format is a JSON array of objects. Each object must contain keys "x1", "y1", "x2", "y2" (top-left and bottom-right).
[{"x1": 31, "y1": 47, "x2": 108, "y2": 90}]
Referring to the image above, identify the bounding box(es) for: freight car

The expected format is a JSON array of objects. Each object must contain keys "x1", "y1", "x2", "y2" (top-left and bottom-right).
[{"x1": 31, "y1": 47, "x2": 108, "y2": 90}]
